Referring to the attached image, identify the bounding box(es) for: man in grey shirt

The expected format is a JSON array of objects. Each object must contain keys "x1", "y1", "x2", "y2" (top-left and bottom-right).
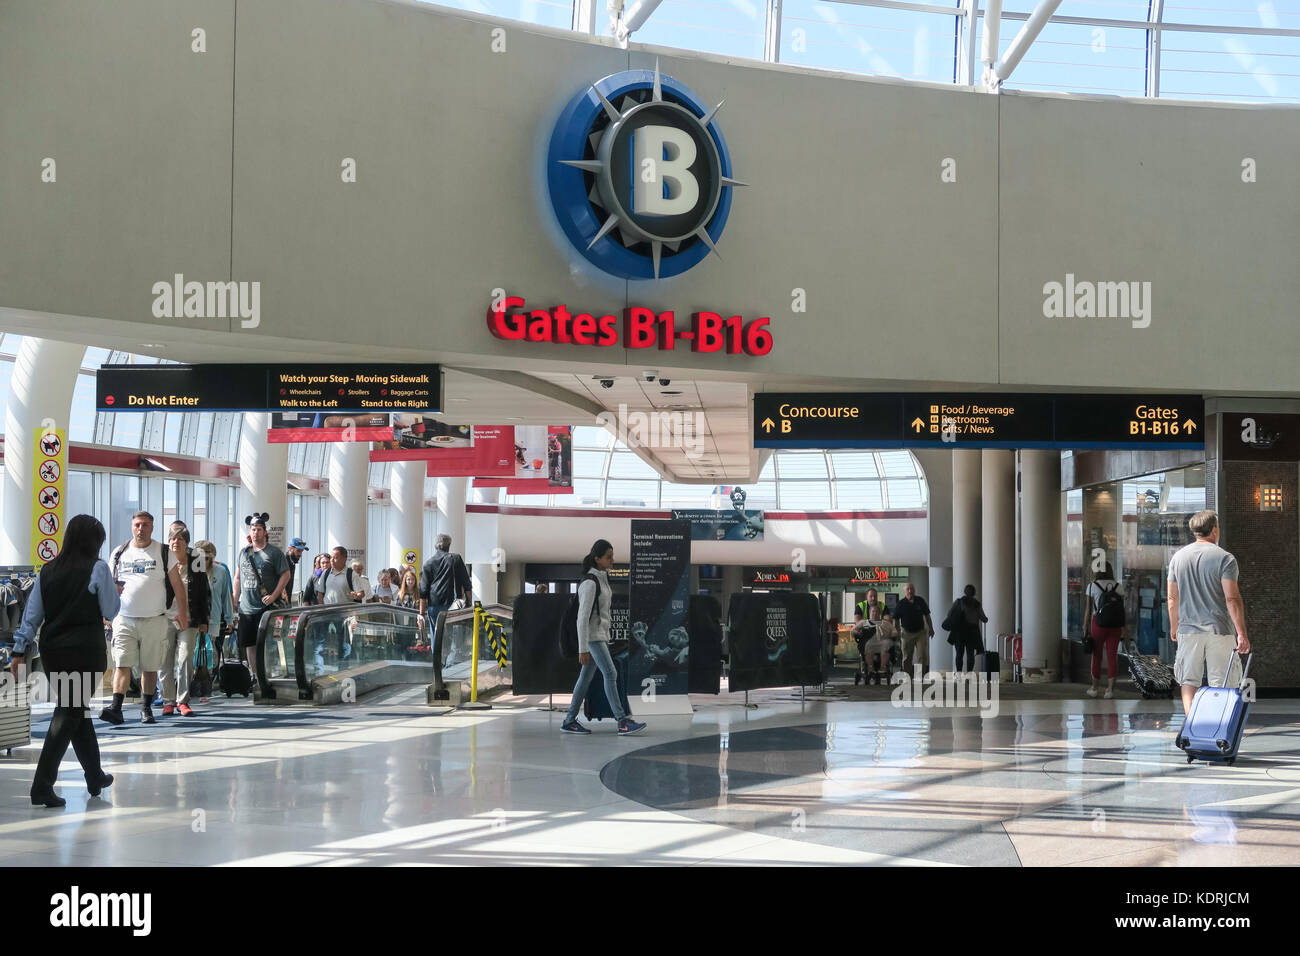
[{"x1": 1167, "y1": 509, "x2": 1250, "y2": 714}]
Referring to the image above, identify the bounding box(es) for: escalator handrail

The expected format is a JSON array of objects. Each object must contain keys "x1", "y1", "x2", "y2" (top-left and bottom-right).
[{"x1": 255, "y1": 602, "x2": 426, "y2": 699}]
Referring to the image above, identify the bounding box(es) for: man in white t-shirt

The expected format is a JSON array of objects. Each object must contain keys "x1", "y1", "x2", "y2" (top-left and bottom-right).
[
  {"x1": 349, "y1": 560, "x2": 374, "y2": 603},
  {"x1": 101, "y1": 511, "x2": 189, "y2": 726}
]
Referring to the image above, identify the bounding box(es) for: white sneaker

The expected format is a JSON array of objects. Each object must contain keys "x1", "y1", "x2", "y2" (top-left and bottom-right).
[
  {"x1": 1104, "y1": 689, "x2": 1115, "y2": 700},
  {"x1": 1086, "y1": 686, "x2": 1099, "y2": 698}
]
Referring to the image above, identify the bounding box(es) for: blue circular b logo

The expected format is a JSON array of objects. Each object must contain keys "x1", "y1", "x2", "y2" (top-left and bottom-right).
[{"x1": 547, "y1": 67, "x2": 742, "y2": 281}]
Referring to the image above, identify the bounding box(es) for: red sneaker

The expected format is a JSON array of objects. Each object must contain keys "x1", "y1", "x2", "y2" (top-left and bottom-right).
[
  {"x1": 178, "y1": 703, "x2": 195, "y2": 717},
  {"x1": 161, "y1": 703, "x2": 175, "y2": 716}
]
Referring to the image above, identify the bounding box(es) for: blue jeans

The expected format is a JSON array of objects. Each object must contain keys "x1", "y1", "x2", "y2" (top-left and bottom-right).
[
  {"x1": 565, "y1": 641, "x2": 626, "y2": 722},
  {"x1": 426, "y1": 603, "x2": 451, "y2": 659}
]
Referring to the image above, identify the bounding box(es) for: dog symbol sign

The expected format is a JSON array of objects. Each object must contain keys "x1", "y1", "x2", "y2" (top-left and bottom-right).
[{"x1": 40, "y1": 433, "x2": 62, "y2": 457}]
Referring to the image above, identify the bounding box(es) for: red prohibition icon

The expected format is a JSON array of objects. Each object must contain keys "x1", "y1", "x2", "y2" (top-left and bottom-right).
[
  {"x1": 38, "y1": 460, "x2": 61, "y2": 483},
  {"x1": 37, "y1": 539, "x2": 58, "y2": 562}
]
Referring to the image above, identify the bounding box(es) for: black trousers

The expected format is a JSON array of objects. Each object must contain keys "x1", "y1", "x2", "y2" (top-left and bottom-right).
[
  {"x1": 954, "y1": 639, "x2": 980, "y2": 672},
  {"x1": 33, "y1": 669, "x2": 103, "y2": 792}
]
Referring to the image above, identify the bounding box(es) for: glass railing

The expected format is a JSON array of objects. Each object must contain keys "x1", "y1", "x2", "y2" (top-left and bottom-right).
[
  {"x1": 255, "y1": 603, "x2": 427, "y2": 700},
  {"x1": 255, "y1": 601, "x2": 513, "y2": 702}
]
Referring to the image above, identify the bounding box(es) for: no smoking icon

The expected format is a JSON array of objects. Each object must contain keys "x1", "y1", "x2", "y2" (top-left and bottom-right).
[
  {"x1": 38, "y1": 460, "x2": 61, "y2": 483},
  {"x1": 39, "y1": 486, "x2": 60, "y2": 509},
  {"x1": 38, "y1": 512, "x2": 60, "y2": 535},
  {"x1": 37, "y1": 539, "x2": 58, "y2": 562}
]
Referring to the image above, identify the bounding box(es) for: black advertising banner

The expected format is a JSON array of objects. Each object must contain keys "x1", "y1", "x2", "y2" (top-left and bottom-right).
[
  {"x1": 628, "y1": 520, "x2": 692, "y2": 699},
  {"x1": 1220, "y1": 412, "x2": 1300, "y2": 461},
  {"x1": 755, "y1": 392, "x2": 1204, "y2": 450},
  {"x1": 727, "y1": 592, "x2": 824, "y2": 692},
  {"x1": 508, "y1": 594, "x2": 579, "y2": 694},
  {"x1": 687, "y1": 595, "x2": 723, "y2": 695},
  {"x1": 96, "y1": 364, "x2": 442, "y2": 413}
]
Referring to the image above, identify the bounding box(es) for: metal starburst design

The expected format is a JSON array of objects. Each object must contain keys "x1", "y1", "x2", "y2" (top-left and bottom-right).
[{"x1": 557, "y1": 62, "x2": 746, "y2": 280}]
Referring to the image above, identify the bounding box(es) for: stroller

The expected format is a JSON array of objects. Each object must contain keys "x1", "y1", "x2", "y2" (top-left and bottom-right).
[{"x1": 854, "y1": 617, "x2": 900, "y2": 685}]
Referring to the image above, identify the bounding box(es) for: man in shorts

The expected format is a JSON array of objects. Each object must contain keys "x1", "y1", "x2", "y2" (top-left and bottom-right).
[
  {"x1": 232, "y1": 514, "x2": 291, "y2": 683},
  {"x1": 101, "y1": 511, "x2": 188, "y2": 725},
  {"x1": 1167, "y1": 510, "x2": 1250, "y2": 714}
]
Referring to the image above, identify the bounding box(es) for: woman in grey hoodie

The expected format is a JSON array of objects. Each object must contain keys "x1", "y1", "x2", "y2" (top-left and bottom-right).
[{"x1": 561, "y1": 539, "x2": 646, "y2": 737}]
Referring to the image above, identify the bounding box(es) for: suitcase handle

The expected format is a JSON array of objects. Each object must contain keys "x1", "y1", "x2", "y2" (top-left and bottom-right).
[{"x1": 1224, "y1": 649, "x2": 1252, "y2": 690}]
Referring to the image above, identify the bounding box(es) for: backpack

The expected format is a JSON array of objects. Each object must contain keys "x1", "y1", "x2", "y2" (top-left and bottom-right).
[
  {"x1": 1095, "y1": 581, "x2": 1125, "y2": 628},
  {"x1": 242, "y1": 546, "x2": 292, "y2": 607},
  {"x1": 111, "y1": 540, "x2": 173, "y2": 610},
  {"x1": 316, "y1": 566, "x2": 356, "y2": 603},
  {"x1": 558, "y1": 572, "x2": 601, "y2": 659}
]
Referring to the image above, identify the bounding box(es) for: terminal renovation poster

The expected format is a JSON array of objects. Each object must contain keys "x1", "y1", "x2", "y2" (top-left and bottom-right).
[{"x1": 628, "y1": 520, "x2": 692, "y2": 699}]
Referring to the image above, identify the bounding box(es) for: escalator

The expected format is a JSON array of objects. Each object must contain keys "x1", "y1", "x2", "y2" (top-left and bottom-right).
[{"x1": 254, "y1": 602, "x2": 513, "y2": 704}]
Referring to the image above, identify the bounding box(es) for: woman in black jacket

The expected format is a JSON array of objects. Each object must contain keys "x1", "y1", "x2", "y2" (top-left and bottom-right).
[
  {"x1": 946, "y1": 584, "x2": 988, "y2": 674},
  {"x1": 9, "y1": 515, "x2": 121, "y2": 808}
]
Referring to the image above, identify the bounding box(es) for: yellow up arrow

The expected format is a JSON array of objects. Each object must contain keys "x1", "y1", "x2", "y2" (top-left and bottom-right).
[
  {"x1": 761, "y1": 417, "x2": 775, "y2": 433},
  {"x1": 1184, "y1": 419, "x2": 1197, "y2": 433},
  {"x1": 911, "y1": 417, "x2": 925, "y2": 433}
]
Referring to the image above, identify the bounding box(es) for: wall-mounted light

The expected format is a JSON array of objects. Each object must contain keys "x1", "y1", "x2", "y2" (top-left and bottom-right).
[{"x1": 1258, "y1": 484, "x2": 1283, "y2": 512}]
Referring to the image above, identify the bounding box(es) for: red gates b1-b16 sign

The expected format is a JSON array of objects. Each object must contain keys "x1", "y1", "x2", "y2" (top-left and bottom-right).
[{"x1": 487, "y1": 296, "x2": 772, "y2": 356}]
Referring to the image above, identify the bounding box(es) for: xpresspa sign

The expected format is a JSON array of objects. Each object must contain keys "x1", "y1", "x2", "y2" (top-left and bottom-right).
[{"x1": 547, "y1": 65, "x2": 744, "y2": 281}]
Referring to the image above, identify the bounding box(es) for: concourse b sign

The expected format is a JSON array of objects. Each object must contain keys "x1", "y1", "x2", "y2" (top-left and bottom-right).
[{"x1": 755, "y1": 393, "x2": 1205, "y2": 450}]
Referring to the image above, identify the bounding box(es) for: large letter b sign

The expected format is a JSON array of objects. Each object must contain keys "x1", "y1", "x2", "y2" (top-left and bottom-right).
[{"x1": 548, "y1": 65, "x2": 745, "y2": 280}]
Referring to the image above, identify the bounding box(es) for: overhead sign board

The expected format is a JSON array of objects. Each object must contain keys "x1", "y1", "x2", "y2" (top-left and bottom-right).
[
  {"x1": 755, "y1": 393, "x2": 1204, "y2": 450},
  {"x1": 96, "y1": 364, "x2": 442, "y2": 413}
]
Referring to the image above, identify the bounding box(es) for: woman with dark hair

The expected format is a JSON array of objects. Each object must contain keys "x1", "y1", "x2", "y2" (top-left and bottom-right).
[
  {"x1": 9, "y1": 514, "x2": 120, "y2": 808},
  {"x1": 561, "y1": 539, "x2": 646, "y2": 737},
  {"x1": 945, "y1": 584, "x2": 988, "y2": 674},
  {"x1": 1084, "y1": 562, "x2": 1124, "y2": 699}
]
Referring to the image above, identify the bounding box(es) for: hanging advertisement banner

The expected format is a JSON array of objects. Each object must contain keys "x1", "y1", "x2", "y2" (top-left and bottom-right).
[
  {"x1": 267, "y1": 412, "x2": 392, "y2": 443},
  {"x1": 628, "y1": 520, "x2": 692, "y2": 707},
  {"x1": 472, "y1": 477, "x2": 575, "y2": 495},
  {"x1": 31, "y1": 427, "x2": 68, "y2": 566},
  {"x1": 670, "y1": 508, "x2": 764, "y2": 541},
  {"x1": 547, "y1": 427, "x2": 573, "y2": 487},
  {"x1": 369, "y1": 426, "x2": 515, "y2": 478}
]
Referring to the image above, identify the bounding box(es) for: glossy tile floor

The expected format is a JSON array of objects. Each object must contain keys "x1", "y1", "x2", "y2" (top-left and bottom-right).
[{"x1": 2, "y1": 688, "x2": 1299, "y2": 866}]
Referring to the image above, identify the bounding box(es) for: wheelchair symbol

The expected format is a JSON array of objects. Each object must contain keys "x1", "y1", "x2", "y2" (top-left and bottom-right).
[{"x1": 37, "y1": 539, "x2": 58, "y2": 562}]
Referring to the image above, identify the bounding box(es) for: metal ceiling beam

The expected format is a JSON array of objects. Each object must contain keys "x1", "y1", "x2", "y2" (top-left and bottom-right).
[
  {"x1": 615, "y1": 0, "x2": 667, "y2": 43},
  {"x1": 991, "y1": 0, "x2": 1064, "y2": 87}
]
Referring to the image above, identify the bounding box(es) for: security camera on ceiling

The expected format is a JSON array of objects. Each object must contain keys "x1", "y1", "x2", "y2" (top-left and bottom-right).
[
  {"x1": 643, "y1": 369, "x2": 658, "y2": 382},
  {"x1": 600, "y1": 378, "x2": 614, "y2": 389}
]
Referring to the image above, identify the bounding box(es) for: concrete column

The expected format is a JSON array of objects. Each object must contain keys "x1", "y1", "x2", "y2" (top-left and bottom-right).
[
  {"x1": 952, "y1": 450, "x2": 982, "y2": 601},
  {"x1": 500, "y1": 561, "x2": 524, "y2": 606},
  {"x1": 928, "y1": 565, "x2": 953, "y2": 671},
  {"x1": 470, "y1": 484, "x2": 500, "y2": 604},
  {"x1": 389, "y1": 460, "x2": 425, "y2": 570},
  {"x1": 237, "y1": 412, "x2": 289, "y2": 550},
  {"x1": 1021, "y1": 450, "x2": 1062, "y2": 677},
  {"x1": 436, "y1": 477, "x2": 467, "y2": 554},
  {"x1": 1, "y1": 338, "x2": 83, "y2": 564},
  {"x1": 326, "y1": 440, "x2": 369, "y2": 564},
  {"x1": 981, "y1": 450, "x2": 1016, "y2": 644}
]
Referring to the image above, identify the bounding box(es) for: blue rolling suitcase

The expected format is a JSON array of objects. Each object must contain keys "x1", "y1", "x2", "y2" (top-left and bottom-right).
[
  {"x1": 583, "y1": 650, "x2": 631, "y2": 721},
  {"x1": 1176, "y1": 650, "x2": 1251, "y2": 765}
]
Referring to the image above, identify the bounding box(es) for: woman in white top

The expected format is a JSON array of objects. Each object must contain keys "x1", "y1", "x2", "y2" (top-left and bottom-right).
[{"x1": 560, "y1": 539, "x2": 646, "y2": 737}]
